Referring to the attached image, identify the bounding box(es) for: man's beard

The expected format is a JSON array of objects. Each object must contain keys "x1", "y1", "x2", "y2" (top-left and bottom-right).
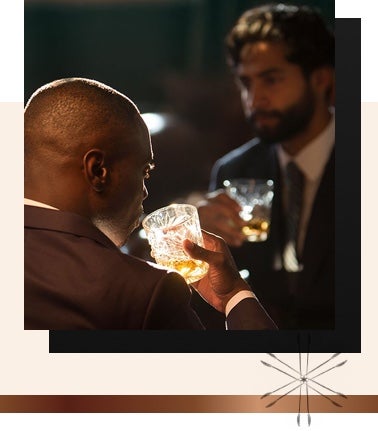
[{"x1": 248, "y1": 85, "x2": 316, "y2": 145}]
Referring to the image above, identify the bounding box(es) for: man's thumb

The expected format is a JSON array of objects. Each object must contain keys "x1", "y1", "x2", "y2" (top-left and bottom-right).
[{"x1": 183, "y1": 239, "x2": 213, "y2": 262}]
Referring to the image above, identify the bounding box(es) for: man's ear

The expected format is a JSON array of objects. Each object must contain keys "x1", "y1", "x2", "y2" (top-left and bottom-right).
[
  {"x1": 310, "y1": 66, "x2": 335, "y2": 105},
  {"x1": 82, "y1": 149, "x2": 108, "y2": 192}
]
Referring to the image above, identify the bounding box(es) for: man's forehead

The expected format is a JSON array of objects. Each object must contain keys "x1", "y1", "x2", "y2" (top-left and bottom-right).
[{"x1": 238, "y1": 41, "x2": 289, "y2": 68}]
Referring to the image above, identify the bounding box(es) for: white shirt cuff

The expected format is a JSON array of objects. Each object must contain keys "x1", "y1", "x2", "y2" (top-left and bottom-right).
[{"x1": 225, "y1": 290, "x2": 256, "y2": 317}]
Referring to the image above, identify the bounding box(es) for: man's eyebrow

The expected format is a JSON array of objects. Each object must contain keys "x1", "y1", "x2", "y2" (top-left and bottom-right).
[
  {"x1": 237, "y1": 67, "x2": 283, "y2": 82},
  {"x1": 257, "y1": 67, "x2": 284, "y2": 77}
]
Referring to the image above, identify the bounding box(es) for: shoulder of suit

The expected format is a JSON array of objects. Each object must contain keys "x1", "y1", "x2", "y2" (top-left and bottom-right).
[
  {"x1": 123, "y1": 254, "x2": 189, "y2": 288},
  {"x1": 120, "y1": 252, "x2": 168, "y2": 275},
  {"x1": 121, "y1": 252, "x2": 190, "y2": 281},
  {"x1": 132, "y1": 257, "x2": 188, "y2": 284},
  {"x1": 214, "y1": 137, "x2": 266, "y2": 167}
]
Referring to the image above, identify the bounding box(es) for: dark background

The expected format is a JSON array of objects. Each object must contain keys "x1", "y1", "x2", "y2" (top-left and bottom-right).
[{"x1": 25, "y1": 0, "x2": 334, "y2": 213}]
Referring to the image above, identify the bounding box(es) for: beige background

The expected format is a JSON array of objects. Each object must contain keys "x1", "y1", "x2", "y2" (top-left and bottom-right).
[{"x1": 1, "y1": 0, "x2": 377, "y2": 401}]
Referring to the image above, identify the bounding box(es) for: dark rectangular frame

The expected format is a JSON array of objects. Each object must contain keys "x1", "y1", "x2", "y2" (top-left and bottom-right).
[{"x1": 49, "y1": 18, "x2": 361, "y2": 354}]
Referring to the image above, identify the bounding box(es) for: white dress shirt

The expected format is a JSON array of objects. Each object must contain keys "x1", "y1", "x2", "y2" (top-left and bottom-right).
[{"x1": 24, "y1": 198, "x2": 58, "y2": 210}]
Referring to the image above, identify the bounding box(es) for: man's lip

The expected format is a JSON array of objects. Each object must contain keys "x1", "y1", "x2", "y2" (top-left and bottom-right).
[{"x1": 253, "y1": 112, "x2": 279, "y2": 120}]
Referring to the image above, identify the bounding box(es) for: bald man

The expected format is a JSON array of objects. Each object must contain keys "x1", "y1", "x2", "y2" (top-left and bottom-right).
[{"x1": 24, "y1": 78, "x2": 276, "y2": 330}]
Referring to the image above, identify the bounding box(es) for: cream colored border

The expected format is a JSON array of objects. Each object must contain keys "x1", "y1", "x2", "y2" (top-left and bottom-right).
[
  {"x1": 1, "y1": 0, "x2": 378, "y2": 427},
  {"x1": 1, "y1": 0, "x2": 377, "y2": 408}
]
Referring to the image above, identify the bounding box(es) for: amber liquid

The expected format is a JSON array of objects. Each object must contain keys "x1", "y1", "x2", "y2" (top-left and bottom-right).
[
  {"x1": 241, "y1": 217, "x2": 270, "y2": 242},
  {"x1": 157, "y1": 258, "x2": 209, "y2": 284}
]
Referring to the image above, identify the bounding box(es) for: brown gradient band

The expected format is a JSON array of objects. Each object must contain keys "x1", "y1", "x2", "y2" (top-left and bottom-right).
[{"x1": 0, "y1": 395, "x2": 377, "y2": 413}]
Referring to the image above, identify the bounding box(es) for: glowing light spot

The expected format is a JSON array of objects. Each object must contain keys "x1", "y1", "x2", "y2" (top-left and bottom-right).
[
  {"x1": 239, "y1": 269, "x2": 250, "y2": 280},
  {"x1": 141, "y1": 113, "x2": 167, "y2": 135},
  {"x1": 138, "y1": 229, "x2": 147, "y2": 240}
]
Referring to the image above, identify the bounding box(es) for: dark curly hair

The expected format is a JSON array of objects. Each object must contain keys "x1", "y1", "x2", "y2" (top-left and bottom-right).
[{"x1": 226, "y1": 3, "x2": 334, "y2": 77}]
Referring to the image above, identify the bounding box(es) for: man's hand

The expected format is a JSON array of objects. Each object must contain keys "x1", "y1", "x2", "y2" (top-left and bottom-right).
[
  {"x1": 196, "y1": 190, "x2": 245, "y2": 247},
  {"x1": 183, "y1": 230, "x2": 251, "y2": 313}
]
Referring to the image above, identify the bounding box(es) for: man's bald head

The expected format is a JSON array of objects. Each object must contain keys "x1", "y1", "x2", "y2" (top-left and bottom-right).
[
  {"x1": 24, "y1": 78, "x2": 153, "y2": 245},
  {"x1": 25, "y1": 77, "x2": 141, "y2": 162}
]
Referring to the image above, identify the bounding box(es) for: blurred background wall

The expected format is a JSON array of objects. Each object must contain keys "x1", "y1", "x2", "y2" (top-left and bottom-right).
[{"x1": 25, "y1": 0, "x2": 334, "y2": 215}]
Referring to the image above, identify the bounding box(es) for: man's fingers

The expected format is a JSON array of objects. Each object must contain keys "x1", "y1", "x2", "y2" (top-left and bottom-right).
[
  {"x1": 198, "y1": 204, "x2": 239, "y2": 226},
  {"x1": 201, "y1": 229, "x2": 226, "y2": 251},
  {"x1": 200, "y1": 216, "x2": 244, "y2": 246},
  {"x1": 197, "y1": 205, "x2": 245, "y2": 246},
  {"x1": 198, "y1": 193, "x2": 243, "y2": 227},
  {"x1": 213, "y1": 223, "x2": 244, "y2": 246},
  {"x1": 183, "y1": 238, "x2": 223, "y2": 265},
  {"x1": 212, "y1": 192, "x2": 242, "y2": 212},
  {"x1": 196, "y1": 190, "x2": 246, "y2": 247},
  {"x1": 206, "y1": 190, "x2": 242, "y2": 212}
]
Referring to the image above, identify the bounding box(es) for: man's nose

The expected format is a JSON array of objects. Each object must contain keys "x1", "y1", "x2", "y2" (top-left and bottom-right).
[{"x1": 244, "y1": 84, "x2": 269, "y2": 112}]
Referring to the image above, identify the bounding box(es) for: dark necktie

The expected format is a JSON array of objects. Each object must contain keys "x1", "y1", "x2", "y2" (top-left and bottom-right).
[{"x1": 283, "y1": 161, "x2": 304, "y2": 272}]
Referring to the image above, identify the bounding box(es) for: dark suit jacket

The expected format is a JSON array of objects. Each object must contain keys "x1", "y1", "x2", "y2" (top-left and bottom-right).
[
  {"x1": 192, "y1": 138, "x2": 335, "y2": 329},
  {"x1": 24, "y1": 205, "x2": 273, "y2": 330}
]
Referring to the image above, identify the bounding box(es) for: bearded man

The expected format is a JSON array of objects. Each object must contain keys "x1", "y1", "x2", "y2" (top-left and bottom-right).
[{"x1": 194, "y1": 4, "x2": 335, "y2": 329}]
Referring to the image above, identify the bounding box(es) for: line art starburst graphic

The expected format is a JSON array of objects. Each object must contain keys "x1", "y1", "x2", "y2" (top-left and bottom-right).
[{"x1": 261, "y1": 334, "x2": 347, "y2": 426}]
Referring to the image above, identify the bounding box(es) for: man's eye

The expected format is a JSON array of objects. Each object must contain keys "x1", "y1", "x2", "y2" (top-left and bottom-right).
[
  {"x1": 264, "y1": 75, "x2": 280, "y2": 85},
  {"x1": 266, "y1": 78, "x2": 276, "y2": 84}
]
